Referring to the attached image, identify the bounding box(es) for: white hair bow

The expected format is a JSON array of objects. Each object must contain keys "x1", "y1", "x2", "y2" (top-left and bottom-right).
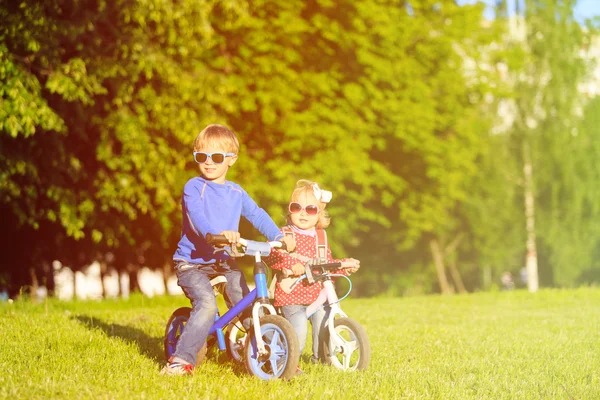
[{"x1": 313, "y1": 184, "x2": 332, "y2": 203}]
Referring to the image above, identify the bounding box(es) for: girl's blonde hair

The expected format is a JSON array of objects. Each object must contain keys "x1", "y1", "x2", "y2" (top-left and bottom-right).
[
  {"x1": 288, "y1": 179, "x2": 331, "y2": 229},
  {"x1": 193, "y1": 124, "x2": 240, "y2": 153}
]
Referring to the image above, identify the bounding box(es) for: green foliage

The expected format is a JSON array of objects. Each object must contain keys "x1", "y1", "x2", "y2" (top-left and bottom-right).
[
  {"x1": 1, "y1": 0, "x2": 497, "y2": 295},
  {"x1": 2, "y1": 0, "x2": 597, "y2": 295},
  {"x1": 542, "y1": 96, "x2": 600, "y2": 285}
]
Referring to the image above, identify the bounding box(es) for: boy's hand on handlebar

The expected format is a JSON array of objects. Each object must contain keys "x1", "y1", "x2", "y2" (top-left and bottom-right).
[
  {"x1": 281, "y1": 236, "x2": 296, "y2": 252},
  {"x1": 342, "y1": 258, "x2": 360, "y2": 273},
  {"x1": 219, "y1": 230, "x2": 240, "y2": 246}
]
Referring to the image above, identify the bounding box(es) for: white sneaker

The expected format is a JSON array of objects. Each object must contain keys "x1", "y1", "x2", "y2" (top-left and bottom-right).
[{"x1": 160, "y1": 357, "x2": 194, "y2": 376}]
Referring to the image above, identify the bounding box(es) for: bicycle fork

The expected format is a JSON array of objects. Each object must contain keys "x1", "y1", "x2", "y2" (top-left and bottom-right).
[
  {"x1": 251, "y1": 251, "x2": 278, "y2": 356},
  {"x1": 308, "y1": 280, "x2": 350, "y2": 356}
]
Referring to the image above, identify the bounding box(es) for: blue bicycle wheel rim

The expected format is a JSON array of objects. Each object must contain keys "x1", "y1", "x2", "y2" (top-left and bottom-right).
[
  {"x1": 165, "y1": 315, "x2": 188, "y2": 358},
  {"x1": 246, "y1": 323, "x2": 290, "y2": 380}
]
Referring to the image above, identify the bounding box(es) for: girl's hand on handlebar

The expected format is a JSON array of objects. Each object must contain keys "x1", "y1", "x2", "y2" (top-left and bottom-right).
[
  {"x1": 342, "y1": 258, "x2": 360, "y2": 273},
  {"x1": 291, "y1": 263, "x2": 304, "y2": 276},
  {"x1": 281, "y1": 236, "x2": 296, "y2": 252},
  {"x1": 219, "y1": 230, "x2": 241, "y2": 246}
]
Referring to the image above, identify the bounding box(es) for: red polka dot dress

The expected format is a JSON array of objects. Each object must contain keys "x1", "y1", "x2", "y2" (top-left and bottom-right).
[{"x1": 265, "y1": 226, "x2": 345, "y2": 307}]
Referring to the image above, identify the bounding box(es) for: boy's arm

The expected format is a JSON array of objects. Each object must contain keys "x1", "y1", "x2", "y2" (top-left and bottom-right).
[
  {"x1": 183, "y1": 180, "x2": 213, "y2": 238},
  {"x1": 240, "y1": 190, "x2": 284, "y2": 241}
]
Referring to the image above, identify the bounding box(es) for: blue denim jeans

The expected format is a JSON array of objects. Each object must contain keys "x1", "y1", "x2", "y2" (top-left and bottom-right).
[
  {"x1": 173, "y1": 261, "x2": 249, "y2": 366},
  {"x1": 281, "y1": 304, "x2": 328, "y2": 360}
]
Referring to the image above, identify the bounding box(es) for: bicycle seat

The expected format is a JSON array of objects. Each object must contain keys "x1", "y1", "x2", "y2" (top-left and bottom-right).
[{"x1": 211, "y1": 275, "x2": 227, "y2": 296}]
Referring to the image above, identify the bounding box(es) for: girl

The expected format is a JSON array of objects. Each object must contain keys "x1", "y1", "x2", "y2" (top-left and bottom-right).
[{"x1": 265, "y1": 180, "x2": 360, "y2": 369}]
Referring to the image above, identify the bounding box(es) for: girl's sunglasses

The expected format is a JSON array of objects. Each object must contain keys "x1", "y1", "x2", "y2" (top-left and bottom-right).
[
  {"x1": 193, "y1": 152, "x2": 235, "y2": 164},
  {"x1": 288, "y1": 202, "x2": 320, "y2": 215}
]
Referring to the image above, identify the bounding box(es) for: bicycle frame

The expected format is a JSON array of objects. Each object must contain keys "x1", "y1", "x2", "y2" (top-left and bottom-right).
[
  {"x1": 306, "y1": 276, "x2": 352, "y2": 354},
  {"x1": 209, "y1": 249, "x2": 278, "y2": 356},
  {"x1": 306, "y1": 278, "x2": 346, "y2": 321}
]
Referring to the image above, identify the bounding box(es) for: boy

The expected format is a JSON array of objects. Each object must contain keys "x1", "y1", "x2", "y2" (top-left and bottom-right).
[{"x1": 161, "y1": 124, "x2": 295, "y2": 376}]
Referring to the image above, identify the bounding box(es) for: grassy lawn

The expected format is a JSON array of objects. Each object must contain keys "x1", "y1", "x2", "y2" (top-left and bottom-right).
[{"x1": 1, "y1": 288, "x2": 598, "y2": 399}]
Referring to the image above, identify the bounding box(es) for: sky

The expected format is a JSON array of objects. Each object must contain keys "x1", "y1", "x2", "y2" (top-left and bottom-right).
[{"x1": 456, "y1": 0, "x2": 600, "y2": 24}]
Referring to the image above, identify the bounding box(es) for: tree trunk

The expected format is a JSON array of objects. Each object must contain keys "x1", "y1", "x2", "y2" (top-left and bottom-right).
[
  {"x1": 72, "y1": 267, "x2": 77, "y2": 300},
  {"x1": 128, "y1": 265, "x2": 141, "y2": 293},
  {"x1": 99, "y1": 261, "x2": 107, "y2": 299},
  {"x1": 448, "y1": 259, "x2": 467, "y2": 293},
  {"x1": 42, "y1": 260, "x2": 55, "y2": 297},
  {"x1": 444, "y1": 234, "x2": 465, "y2": 293},
  {"x1": 29, "y1": 267, "x2": 39, "y2": 302},
  {"x1": 430, "y1": 239, "x2": 452, "y2": 295},
  {"x1": 523, "y1": 142, "x2": 539, "y2": 292},
  {"x1": 117, "y1": 270, "x2": 123, "y2": 298},
  {"x1": 162, "y1": 262, "x2": 171, "y2": 295}
]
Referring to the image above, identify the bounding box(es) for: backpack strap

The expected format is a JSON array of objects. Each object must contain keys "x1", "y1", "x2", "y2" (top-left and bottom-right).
[
  {"x1": 282, "y1": 225, "x2": 295, "y2": 240},
  {"x1": 282, "y1": 225, "x2": 327, "y2": 260},
  {"x1": 315, "y1": 228, "x2": 328, "y2": 260}
]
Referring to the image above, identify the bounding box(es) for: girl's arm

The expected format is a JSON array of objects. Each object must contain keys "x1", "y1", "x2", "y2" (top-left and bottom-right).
[
  {"x1": 327, "y1": 245, "x2": 360, "y2": 275},
  {"x1": 264, "y1": 239, "x2": 300, "y2": 274}
]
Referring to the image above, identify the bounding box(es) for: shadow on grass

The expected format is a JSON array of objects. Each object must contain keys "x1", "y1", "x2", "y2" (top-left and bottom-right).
[
  {"x1": 204, "y1": 343, "x2": 248, "y2": 377},
  {"x1": 73, "y1": 315, "x2": 248, "y2": 375},
  {"x1": 74, "y1": 315, "x2": 164, "y2": 365}
]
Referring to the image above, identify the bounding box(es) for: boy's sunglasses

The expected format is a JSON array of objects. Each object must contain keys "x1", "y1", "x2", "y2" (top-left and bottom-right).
[
  {"x1": 193, "y1": 152, "x2": 235, "y2": 164},
  {"x1": 288, "y1": 202, "x2": 320, "y2": 216}
]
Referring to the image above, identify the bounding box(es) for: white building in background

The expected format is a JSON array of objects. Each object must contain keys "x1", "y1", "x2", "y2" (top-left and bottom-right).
[
  {"x1": 580, "y1": 34, "x2": 600, "y2": 98},
  {"x1": 490, "y1": 17, "x2": 600, "y2": 135},
  {"x1": 53, "y1": 261, "x2": 182, "y2": 300}
]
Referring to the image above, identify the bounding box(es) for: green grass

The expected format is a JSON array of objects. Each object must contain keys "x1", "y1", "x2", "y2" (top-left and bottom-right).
[{"x1": 1, "y1": 288, "x2": 599, "y2": 399}]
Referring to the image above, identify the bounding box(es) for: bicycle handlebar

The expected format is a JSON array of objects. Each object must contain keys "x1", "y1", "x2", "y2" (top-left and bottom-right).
[
  {"x1": 280, "y1": 261, "x2": 343, "y2": 282},
  {"x1": 311, "y1": 262, "x2": 343, "y2": 271},
  {"x1": 205, "y1": 233, "x2": 288, "y2": 254}
]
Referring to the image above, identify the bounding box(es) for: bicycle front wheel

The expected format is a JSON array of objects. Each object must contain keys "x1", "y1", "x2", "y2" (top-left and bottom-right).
[
  {"x1": 244, "y1": 315, "x2": 300, "y2": 380},
  {"x1": 319, "y1": 317, "x2": 370, "y2": 371}
]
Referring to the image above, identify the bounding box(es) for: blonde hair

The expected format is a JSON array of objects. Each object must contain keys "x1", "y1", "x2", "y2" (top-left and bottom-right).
[
  {"x1": 193, "y1": 124, "x2": 240, "y2": 153},
  {"x1": 288, "y1": 179, "x2": 331, "y2": 229}
]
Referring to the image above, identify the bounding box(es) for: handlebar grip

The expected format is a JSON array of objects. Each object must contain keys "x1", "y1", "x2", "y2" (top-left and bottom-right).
[
  {"x1": 313, "y1": 262, "x2": 342, "y2": 270},
  {"x1": 206, "y1": 233, "x2": 229, "y2": 245}
]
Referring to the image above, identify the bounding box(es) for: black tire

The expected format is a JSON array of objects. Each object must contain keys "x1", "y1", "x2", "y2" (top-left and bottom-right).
[
  {"x1": 163, "y1": 307, "x2": 207, "y2": 364},
  {"x1": 319, "y1": 317, "x2": 370, "y2": 371},
  {"x1": 244, "y1": 315, "x2": 300, "y2": 380},
  {"x1": 226, "y1": 317, "x2": 247, "y2": 363}
]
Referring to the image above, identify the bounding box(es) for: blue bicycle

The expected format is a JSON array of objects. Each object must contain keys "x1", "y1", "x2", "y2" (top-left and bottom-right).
[{"x1": 163, "y1": 235, "x2": 300, "y2": 380}]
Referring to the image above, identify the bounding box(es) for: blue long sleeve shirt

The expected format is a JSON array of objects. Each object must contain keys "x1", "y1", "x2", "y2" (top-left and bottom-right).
[{"x1": 173, "y1": 176, "x2": 284, "y2": 265}]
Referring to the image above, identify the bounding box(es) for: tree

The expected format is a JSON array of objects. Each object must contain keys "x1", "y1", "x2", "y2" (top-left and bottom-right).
[
  {"x1": 484, "y1": 0, "x2": 598, "y2": 290},
  {"x1": 0, "y1": 0, "x2": 506, "y2": 297},
  {"x1": 0, "y1": 0, "x2": 232, "y2": 295}
]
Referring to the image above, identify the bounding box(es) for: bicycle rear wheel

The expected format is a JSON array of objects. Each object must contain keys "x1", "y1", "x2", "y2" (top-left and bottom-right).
[
  {"x1": 244, "y1": 315, "x2": 300, "y2": 380},
  {"x1": 163, "y1": 307, "x2": 207, "y2": 364}
]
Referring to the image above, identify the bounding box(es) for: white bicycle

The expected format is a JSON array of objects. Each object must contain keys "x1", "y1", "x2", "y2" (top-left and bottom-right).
[{"x1": 279, "y1": 259, "x2": 371, "y2": 371}]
